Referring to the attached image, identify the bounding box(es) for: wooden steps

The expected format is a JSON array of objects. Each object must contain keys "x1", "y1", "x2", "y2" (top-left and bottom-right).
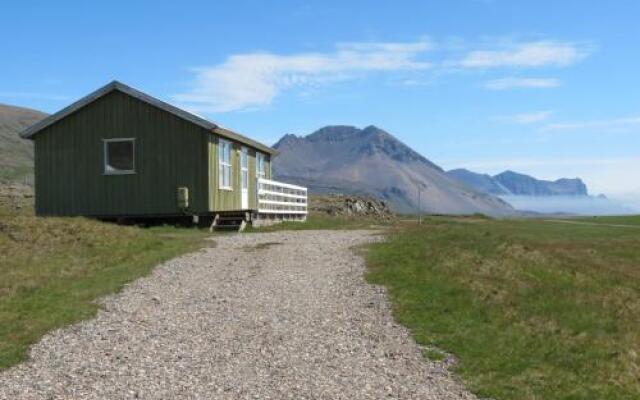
[{"x1": 209, "y1": 213, "x2": 248, "y2": 232}]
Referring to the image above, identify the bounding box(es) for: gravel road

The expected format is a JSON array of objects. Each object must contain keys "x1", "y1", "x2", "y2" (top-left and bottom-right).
[{"x1": 0, "y1": 230, "x2": 475, "y2": 399}]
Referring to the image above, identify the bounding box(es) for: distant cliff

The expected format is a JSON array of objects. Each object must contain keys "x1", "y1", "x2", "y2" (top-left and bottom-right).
[{"x1": 446, "y1": 169, "x2": 589, "y2": 197}]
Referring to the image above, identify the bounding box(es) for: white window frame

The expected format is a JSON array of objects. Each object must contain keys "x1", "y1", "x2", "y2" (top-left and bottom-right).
[
  {"x1": 256, "y1": 152, "x2": 267, "y2": 179},
  {"x1": 103, "y1": 138, "x2": 136, "y2": 175},
  {"x1": 218, "y1": 139, "x2": 233, "y2": 190}
]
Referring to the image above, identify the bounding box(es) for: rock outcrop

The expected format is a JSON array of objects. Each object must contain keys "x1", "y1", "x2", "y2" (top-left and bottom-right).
[{"x1": 309, "y1": 194, "x2": 394, "y2": 220}]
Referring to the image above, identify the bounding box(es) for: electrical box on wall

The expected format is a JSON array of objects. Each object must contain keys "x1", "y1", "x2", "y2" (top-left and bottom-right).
[{"x1": 177, "y1": 187, "x2": 189, "y2": 210}]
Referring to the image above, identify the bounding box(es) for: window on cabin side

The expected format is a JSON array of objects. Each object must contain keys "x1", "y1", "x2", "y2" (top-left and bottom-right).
[
  {"x1": 241, "y1": 147, "x2": 248, "y2": 189},
  {"x1": 256, "y1": 152, "x2": 266, "y2": 179},
  {"x1": 104, "y1": 139, "x2": 135, "y2": 174},
  {"x1": 219, "y1": 139, "x2": 232, "y2": 189}
]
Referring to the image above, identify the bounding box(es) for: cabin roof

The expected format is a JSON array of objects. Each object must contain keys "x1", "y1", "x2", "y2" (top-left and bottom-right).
[{"x1": 20, "y1": 80, "x2": 278, "y2": 155}]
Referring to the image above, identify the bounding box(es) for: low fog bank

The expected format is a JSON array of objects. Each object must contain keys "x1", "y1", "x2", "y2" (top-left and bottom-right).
[{"x1": 500, "y1": 195, "x2": 639, "y2": 216}]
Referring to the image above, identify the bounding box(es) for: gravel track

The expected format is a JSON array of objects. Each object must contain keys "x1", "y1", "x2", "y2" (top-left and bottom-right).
[{"x1": 0, "y1": 230, "x2": 475, "y2": 399}]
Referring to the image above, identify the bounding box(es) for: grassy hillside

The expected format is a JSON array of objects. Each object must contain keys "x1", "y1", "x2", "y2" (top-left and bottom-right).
[
  {"x1": 0, "y1": 186, "x2": 210, "y2": 369},
  {"x1": 367, "y1": 216, "x2": 640, "y2": 399},
  {"x1": 0, "y1": 104, "x2": 46, "y2": 182}
]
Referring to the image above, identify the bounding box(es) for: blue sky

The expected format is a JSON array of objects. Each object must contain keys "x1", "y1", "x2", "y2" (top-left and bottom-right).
[{"x1": 2, "y1": 1, "x2": 639, "y2": 205}]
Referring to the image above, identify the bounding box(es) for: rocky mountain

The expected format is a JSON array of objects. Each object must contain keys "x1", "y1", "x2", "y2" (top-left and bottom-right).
[
  {"x1": 273, "y1": 125, "x2": 515, "y2": 216},
  {"x1": 447, "y1": 168, "x2": 589, "y2": 196},
  {"x1": 0, "y1": 104, "x2": 47, "y2": 182}
]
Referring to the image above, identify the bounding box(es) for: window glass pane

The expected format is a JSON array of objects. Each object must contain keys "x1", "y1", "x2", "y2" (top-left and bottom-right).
[
  {"x1": 256, "y1": 152, "x2": 264, "y2": 178},
  {"x1": 106, "y1": 140, "x2": 134, "y2": 172},
  {"x1": 242, "y1": 170, "x2": 248, "y2": 189},
  {"x1": 241, "y1": 149, "x2": 248, "y2": 168},
  {"x1": 218, "y1": 140, "x2": 233, "y2": 188}
]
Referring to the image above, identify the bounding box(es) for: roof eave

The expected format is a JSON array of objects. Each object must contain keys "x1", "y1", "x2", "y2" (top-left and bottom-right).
[
  {"x1": 19, "y1": 81, "x2": 277, "y2": 156},
  {"x1": 212, "y1": 127, "x2": 279, "y2": 156},
  {"x1": 21, "y1": 80, "x2": 225, "y2": 140}
]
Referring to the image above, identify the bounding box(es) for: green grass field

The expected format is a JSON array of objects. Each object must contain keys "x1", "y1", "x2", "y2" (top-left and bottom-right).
[
  {"x1": 366, "y1": 216, "x2": 640, "y2": 399},
  {"x1": 0, "y1": 198, "x2": 210, "y2": 370},
  {"x1": 3, "y1": 186, "x2": 640, "y2": 399},
  {"x1": 576, "y1": 215, "x2": 640, "y2": 226}
]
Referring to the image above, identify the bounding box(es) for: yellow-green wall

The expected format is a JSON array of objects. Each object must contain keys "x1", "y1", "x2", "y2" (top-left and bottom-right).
[{"x1": 208, "y1": 135, "x2": 271, "y2": 212}]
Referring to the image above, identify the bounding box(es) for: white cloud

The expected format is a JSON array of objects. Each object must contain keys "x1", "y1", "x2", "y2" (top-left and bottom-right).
[
  {"x1": 493, "y1": 111, "x2": 553, "y2": 124},
  {"x1": 545, "y1": 116, "x2": 640, "y2": 132},
  {"x1": 484, "y1": 77, "x2": 561, "y2": 90},
  {"x1": 174, "y1": 40, "x2": 433, "y2": 112},
  {"x1": 458, "y1": 40, "x2": 589, "y2": 68}
]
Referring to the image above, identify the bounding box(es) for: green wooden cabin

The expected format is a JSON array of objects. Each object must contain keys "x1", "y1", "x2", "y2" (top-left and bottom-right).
[{"x1": 21, "y1": 81, "x2": 307, "y2": 223}]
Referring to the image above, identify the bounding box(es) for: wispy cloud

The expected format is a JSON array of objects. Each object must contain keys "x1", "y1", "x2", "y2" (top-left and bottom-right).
[
  {"x1": 545, "y1": 116, "x2": 640, "y2": 132},
  {"x1": 174, "y1": 39, "x2": 433, "y2": 112},
  {"x1": 484, "y1": 77, "x2": 561, "y2": 90},
  {"x1": 457, "y1": 40, "x2": 590, "y2": 68},
  {"x1": 0, "y1": 91, "x2": 71, "y2": 101},
  {"x1": 175, "y1": 37, "x2": 593, "y2": 112},
  {"x1": 493, "y1": 111, "x2": 553, "y2": 124}
]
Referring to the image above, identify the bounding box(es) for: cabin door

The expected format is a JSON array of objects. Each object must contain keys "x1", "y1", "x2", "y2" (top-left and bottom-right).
[{"x1": 241, "y1": 147, "x2": 249, "y2": 209}]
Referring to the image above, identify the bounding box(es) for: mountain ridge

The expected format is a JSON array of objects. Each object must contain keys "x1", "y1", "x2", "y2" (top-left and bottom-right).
[
  {"x1": 276, "y1": 125, "x2": 443, "y2": 170},
  {"x1": 273, "y1": 125, "x2": 514, "y2": 216}
]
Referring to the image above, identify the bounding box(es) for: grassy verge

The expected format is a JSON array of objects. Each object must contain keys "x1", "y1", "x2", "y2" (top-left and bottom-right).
[
  {"x1": 366, "y1": 216, "x2": 640, "y2": 399},
  {"x1": 248, "y1": 213, "x2": 394, "y2": 232},
  {"x1": 0, "y1": 203, "x2": 210, "y2": 370},
  {"x1": 575, "y1": 215, "x2": 640, "y2": 226}
]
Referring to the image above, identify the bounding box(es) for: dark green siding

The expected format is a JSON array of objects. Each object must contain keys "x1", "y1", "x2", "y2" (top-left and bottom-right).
[
  {"x1": 34, "y1": 91, "x2": 210, "y2": 216},
  {"x1": 34, "y1": 89, "x2": 275, "y2": 217}
]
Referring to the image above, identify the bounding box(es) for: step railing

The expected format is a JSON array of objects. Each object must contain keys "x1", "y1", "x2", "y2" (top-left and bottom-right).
[{"x1": 257, "y1": 178, "x2": 308, "y2": 217}]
